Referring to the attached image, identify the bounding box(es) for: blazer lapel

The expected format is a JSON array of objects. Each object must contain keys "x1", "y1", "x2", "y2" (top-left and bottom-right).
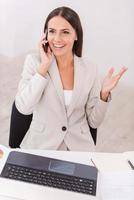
[
  {"x1": 67, "y1": 56, "x2": 84, "y2": 117},
  {"x1": 48, "y1": 56, "x2": 84, "y2": 118},
  {"x1": 48, "y1": 58, "x2": 65, "y2": 110}
]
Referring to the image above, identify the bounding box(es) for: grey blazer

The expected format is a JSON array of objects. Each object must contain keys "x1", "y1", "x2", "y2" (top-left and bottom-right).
[{"x1": 15, "y1": 53, "x2": 109, "y2": 151}]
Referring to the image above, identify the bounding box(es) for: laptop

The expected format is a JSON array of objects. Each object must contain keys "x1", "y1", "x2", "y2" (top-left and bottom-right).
[{"x1": 0, "y1": 151, "x2": 98, "y2": 200}]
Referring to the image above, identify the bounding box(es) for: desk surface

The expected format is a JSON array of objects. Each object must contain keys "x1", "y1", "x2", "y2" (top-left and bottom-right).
[
  {"x1": 0, "y1": 145, "x2": 134, "y2": 200},
  {"x1": 0, "y1": 144, "x2": 132, "y2": 171}
]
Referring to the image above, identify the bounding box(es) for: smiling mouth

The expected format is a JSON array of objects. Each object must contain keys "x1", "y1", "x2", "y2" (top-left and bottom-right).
[{"x1": 53, "y1": 44, "x2": 65, "y2": 48}]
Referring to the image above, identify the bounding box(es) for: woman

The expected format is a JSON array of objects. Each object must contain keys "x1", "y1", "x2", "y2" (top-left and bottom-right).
[{"x1": 15, "y1": 6, "x2": 127, "y2": 151}]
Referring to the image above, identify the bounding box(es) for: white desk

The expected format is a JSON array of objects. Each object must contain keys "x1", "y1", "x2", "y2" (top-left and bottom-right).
[{"x1": 0, "y1": 145, "x2": 134, "y2": 200}]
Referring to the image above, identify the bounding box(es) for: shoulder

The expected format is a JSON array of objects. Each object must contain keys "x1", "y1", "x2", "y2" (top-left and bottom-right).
[
  {"x1": 24, "y1": 51, "x2": 41, "y2": 66},
  {"x1": 75, "y1": 55, "x2": 97, "y2": 75},
  {"x1": 22, "y1": 52, "x2": 41, "y2": 74}
]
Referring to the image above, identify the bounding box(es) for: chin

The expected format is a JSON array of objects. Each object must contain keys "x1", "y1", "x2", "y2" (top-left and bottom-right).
[{"x1": 53, "y1": 51, "x2": 67, "y2": 57}]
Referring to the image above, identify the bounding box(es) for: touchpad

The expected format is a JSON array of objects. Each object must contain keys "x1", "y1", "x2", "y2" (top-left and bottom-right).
[{"x1": 48, "y1": 160, "x2": 75, "y2": 175}]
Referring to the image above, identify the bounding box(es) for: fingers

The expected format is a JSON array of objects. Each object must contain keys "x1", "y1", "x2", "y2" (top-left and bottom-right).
[
  {"x1": 39, "y1": 31, "x2": 48, "y2": 47},
  {"x1": 47, "y1": 46, "x2": 53, "y2": 58},
  {"x1": 118, "y1": 66, "x2": 128, "y2": 77},
  {"x1": 47, "y1": 45, "x2": 51, "y2": 53},
  {"x1": 39, "y1": 37, "x2": 48, "y2": 48},
  {"x1": 114, "y1": 66, "x2": 127, "y2": 81},
  {"x1": 38, "y1": 40, "x2": 49, "y2": 57},
  {"x1": 39, "y1": 40, "x2": 48, "y2": 49},
  {"x1": 107, "y1": 67, "x2": 114, "y2": 78},
  {"x1": 41, "y1": 31, "x2": 47, "y2": 41},
  {"x1": 107, "y1": 66, "x2": 127, "y2": 78}
]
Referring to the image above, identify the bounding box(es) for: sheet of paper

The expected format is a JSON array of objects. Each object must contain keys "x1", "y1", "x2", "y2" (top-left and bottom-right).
[
  {"x1": 91, "y1": 153, "x2": 130, "y2": 171},
  {"x1": 99, "y1": 171, "x2": 134, "y2": 200},
  {"x1": 123, "y1": 151, "x2": 134, "y2": 167},
  {"x1": 0, "y1": 195, "x2": 24, "y2": 200}
]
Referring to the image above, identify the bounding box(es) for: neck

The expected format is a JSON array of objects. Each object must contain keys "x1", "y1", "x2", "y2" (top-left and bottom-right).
[{"x1": 55, "y1": 53, "x2": 74, "y2": 69}]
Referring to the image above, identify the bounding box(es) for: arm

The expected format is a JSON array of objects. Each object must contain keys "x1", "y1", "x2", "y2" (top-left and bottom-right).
[
  {"x1": 15, "y1": 54, "x2": 50, "y2": 114},
  {"x1": 15, "y1": 34, "x2": 53, "y2": 114},
  {"x1": 85, "y1": 73, "x2": 109, "y2": 128},
  {"x1": 86, "y1": 66, "x2": 127, "y2": 128}
]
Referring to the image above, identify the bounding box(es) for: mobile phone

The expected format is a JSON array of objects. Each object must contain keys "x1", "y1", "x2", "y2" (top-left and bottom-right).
[
  {"x1": 43, "y1": 42, "x2": 49, "y2": 53},
  {"x1": 42, "y1": 31, "x2": 49, "y2": 53}
]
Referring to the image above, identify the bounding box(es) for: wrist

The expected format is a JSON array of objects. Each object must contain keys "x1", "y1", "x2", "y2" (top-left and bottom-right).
[
  {"x1": 100, "y1": 90, "x2": 110, "y2": 102},
  {"x1": 38, "y1": 64, "x2": 49, "y2": 77}
]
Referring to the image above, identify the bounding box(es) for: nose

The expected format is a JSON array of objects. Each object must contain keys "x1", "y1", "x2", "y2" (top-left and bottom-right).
[{"x1": 53, "y1": 33, "x2": 62, "y2": 42}]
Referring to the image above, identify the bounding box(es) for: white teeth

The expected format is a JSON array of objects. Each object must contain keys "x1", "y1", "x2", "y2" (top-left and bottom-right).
[{"x1": 53, "y1": 44, "x2": 64, "y2": 48}]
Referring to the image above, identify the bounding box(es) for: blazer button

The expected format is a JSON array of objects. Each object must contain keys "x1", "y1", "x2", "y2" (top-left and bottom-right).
[{"x1": 62, "y1": 126, "x2": 67, "y2": 131}]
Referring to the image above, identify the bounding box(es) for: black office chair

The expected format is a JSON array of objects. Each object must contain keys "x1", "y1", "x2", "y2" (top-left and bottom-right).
[
  {"x1": 90, "y1": 126, "x2": 97, "y2": 146},
  {"x1": 9, "y1": 102, "x2": 33, "y2": 148},
  {"x1": 9, "y1": 102, "x2": 97, "y2": 148}
]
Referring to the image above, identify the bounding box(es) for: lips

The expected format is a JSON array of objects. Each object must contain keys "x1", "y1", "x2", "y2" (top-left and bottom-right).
[{"x1": 53, "y1": 44, "x2": 65, "y2": 48}]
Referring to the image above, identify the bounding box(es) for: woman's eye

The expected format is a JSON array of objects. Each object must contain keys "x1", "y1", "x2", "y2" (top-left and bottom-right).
[
  {"x1": 48, "y1": 30, "x2": 55, "y2": 33},
  {"x1": 63, "y1": 31, "x2": 70, "y2": 34}
]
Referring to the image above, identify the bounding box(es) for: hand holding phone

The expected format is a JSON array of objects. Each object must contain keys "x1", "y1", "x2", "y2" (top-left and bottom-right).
[
  {"x1": 38, "y1": 33, "x2": 53, "y2": 77},
  {"x1": 42, "y1": 31, "x2": 49, "y2": 53},
  {"x1": 42, "y1": 31, "x2": 50, "y2": 53},
  {"x1": 43, "y1": 41, "x2": 49, "y2": 53},
  {"x1": 40, "y1": 31, "x2": 52, "y2": 54}
]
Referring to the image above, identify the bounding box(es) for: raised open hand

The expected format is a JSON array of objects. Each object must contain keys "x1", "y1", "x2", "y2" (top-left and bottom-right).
[{"x1": 101, "y1": 67, "x2": 128, "y2": 101}]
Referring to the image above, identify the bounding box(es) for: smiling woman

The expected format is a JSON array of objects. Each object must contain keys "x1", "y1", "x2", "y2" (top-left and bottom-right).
[
  {"x1": 14, "y1": 6, "x2": 127, "y2": 151},
  {"x1": 46, "y1": 16, "x2": 78, "y2": 59}
]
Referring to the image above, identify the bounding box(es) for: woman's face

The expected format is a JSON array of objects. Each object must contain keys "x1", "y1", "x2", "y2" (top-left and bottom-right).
[{"x1": 47, "y1": 16, "x2": 77, "y2": 58}]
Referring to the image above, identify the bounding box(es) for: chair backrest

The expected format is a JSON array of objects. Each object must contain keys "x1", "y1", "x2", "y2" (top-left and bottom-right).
[
  {"x1": 9, "y1": 102, "x2": 97, "y2": 148},
  {"x1": 90, "y1": 126, "x2": 97, "y2": 145},
  {"x1": 9, "y1": 102, "x2": 33, "y2": 148}
]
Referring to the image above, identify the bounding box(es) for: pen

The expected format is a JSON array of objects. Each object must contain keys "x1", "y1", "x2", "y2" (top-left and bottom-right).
[
  {"x1": 128, "y1": 160, "x2": 134, "y2": 170},
  {"x1": 91, "y1": 158, "x2": 99, "y2": 171}
]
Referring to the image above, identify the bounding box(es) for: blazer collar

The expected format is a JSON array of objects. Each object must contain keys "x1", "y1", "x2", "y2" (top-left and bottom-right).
[
  {"x1": 67, "y1": 56, "x2": 84, "y2": 117},
  {"x1": 48, "y1": 57, "x2": 65, "y2": 109},
  {"x1": 48, "y1": 55, "x2": 84, "y2": 117}
]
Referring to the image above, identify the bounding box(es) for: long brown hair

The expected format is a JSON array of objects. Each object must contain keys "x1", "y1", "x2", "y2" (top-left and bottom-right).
[{"x1": 44, "y1": 6, "x2": 83, "y2": 57}]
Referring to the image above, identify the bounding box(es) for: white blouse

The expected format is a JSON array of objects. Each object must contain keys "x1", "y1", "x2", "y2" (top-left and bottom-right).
[{"x1": 63, "y1": 90, "x2": 73, "y2": 106}]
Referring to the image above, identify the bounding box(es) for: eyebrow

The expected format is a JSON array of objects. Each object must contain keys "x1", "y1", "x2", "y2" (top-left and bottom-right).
[{"x1": 48, "y1": 28, "x2": 70, "y2": 31}]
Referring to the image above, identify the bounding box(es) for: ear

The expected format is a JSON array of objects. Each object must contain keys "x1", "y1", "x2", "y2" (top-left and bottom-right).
[
  {"x1": 74, "y1": 31, "x2": 78, "y2": 41},
  {"x1": 74, "y1": 35, "x2": 78, "y2": 41}
]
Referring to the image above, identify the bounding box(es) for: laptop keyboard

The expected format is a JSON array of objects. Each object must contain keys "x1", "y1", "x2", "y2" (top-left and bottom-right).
[{"x1": 1, "y1": 163, "x2": 96, "y2": 196}]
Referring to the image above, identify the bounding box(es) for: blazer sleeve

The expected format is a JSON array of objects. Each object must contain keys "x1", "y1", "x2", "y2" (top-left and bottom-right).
[
  {"x1": 85, "y1": 67, "x2": 110, "y2": 128},
  {"x1": 15, "y1": 54, "x2": 49, "y2": 115}
]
